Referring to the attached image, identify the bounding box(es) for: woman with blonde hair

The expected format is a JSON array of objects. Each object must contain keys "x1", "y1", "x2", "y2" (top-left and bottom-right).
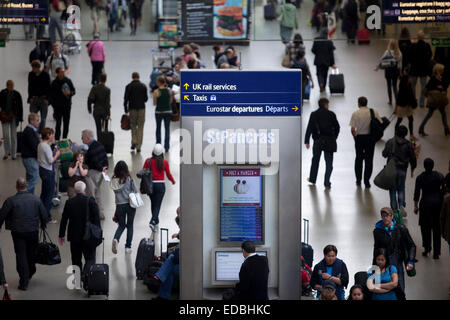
[{"x1": 376, "y1": 39, "x2": 402, "y2": 105}]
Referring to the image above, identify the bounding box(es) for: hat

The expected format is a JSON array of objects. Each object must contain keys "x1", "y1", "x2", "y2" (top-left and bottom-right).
[
  {"x1": 153, "y1": 144, "x2": 164, "y2": 156},
  {"x1": 323, "y1": 279, "x2": 336, "y2": 290}
]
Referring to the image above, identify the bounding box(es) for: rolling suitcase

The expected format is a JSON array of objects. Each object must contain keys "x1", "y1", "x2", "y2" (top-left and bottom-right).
[
  {"x1": 98, "y1": 119, "x2": 114, "y2": 154},
  {"x1": 329, "y1": 68, "x2": 345, "y2": 94},
  {"x1": 135, "y1": 238, "x2": 155, "y2": 280},
  {"x1": 301, "y1": 218, "x2": 314, "y2": 268},
  {"x1": 87, "y1": 239, "x2": 109, "y2": 298},
  {"x1": 357, "y1": 28, "x2": 370, "y2": 44},
  {"x1": 264, "y1": 3, "x2": 276, "y2": 20}
]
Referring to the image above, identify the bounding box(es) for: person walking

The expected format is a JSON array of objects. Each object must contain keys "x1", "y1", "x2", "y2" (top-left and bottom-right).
[
  {"x1": 153, "y1": 76, "x2": 173, "y2": 153},
  {"x1": 382, "y1": 125, "x2": 417, "y2": 212},
  {"x1": 0, "y1": 248, "x2": 7, "y2": 291},
  {"x1": 59, "y1": 181, "x2": 101, "y2": 276},
  {"x1": 49, "y1": 67, "x2": 75, "y2": 141},
  {"x1": 20, "y1": 113, "x2": 41, "y2": 194},
  {"x1": 304, "y1": 98, "x2": 340, "y2": 189},
  {"x1": 124, "y1": 72, "x2": 148, "y2": 153},
  {"x1": 409, "y1": 30, "x2": 432, "y2": 108},
  {"x1": 0, "y1": 80, "x2": 23, "y2": 160},
  {"x1": 291, "y1": 51, "x2": 315, "y2": 101},
  {"x1": 28, "y1": 61, "x2": 51, "y2": 133},
  {"x1": 0, "y1": 178, "x2": 48, "y2": 290},
  {"x1": 110, "y1": 161, "x2": 138, "y2": 254},
  {"x1": 311, "y1": 28, "x2": 337, "y2": 93},
  {"x1": 342, "y1": 0, "x2": 359, "y2": 44},
  {"x1": 82, "y1": 129, "x2": 108, "y2": 220},
  {"x1": 394, "y1": 74, "x2": 417, "y2": 139},
  {"x1": 87, "y1": 34, "x2": 106, "y2": 86},
  {"x1": 285, "y1": 33, "x2": 305, "y2": 64},
  {"x1": 366, "y1": 248, "x2": 400, "y2": 300},
  {"x1": 38, "y1": 128, "x2": 60, "y2": 224},
  {"x1": 142, "y1": 144, "x2": 175, "y2": 231},
  {"x1": 373, "y1": 207, "x2": 416, "y2": 292},
  {"x1": 398, "y1": 27, "x2": 412, "y2": 74},
  {"x1": 441, "y1": 178, "x2": 450, "y2": 257},
  {"x1": 276, "y1": 0, "x2": 298, "y2": 44},
  {"x1": 414, "y1": 158, "x2": 445, "y2": 259},
  {"x1": 376, "y1": 40, "x2": 402, "y2": 105},
  {"x1": 418, "y1": 63, "x2": 449, "y2": 136},
  {"x1": 349, "y1": 97, "x2": 382, "y2": 188},
  {"x1": 128, "y1": 0, "x2": 139, "y2": 36},
  {"x1": 44, "y1": 42, "x2": 70, "y2": 81},
  {"x1": 87, "y1": 73, "x2": 111, "y2": 140}
]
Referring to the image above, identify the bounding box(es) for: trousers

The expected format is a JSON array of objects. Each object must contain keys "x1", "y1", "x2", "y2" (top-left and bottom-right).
[
  {"x1": 54, "y1": 107, "x2": 71, "y2": 141},
  {"x1": 129, "y1": 108, "x2": 145, "y2": 149},
  {"x1": 2, "y1": 119, "x2": 17, "y2": 157},
  {"x1": 309, "y1": 142, "x2": 334, "y2": 187},
  {"x1": 11, "y1": 231, "x2": 39, "y2": 288},
  {"x1": 354, "y1": 135, "x2": 375, "y2": 184}
]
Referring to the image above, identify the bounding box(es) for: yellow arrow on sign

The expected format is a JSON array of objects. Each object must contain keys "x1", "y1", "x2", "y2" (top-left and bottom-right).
[
  {"x1": 183, "y1": 83, "x2": 189, "y2": 90},
  {"x1": 292, "y1": 106, "x2": 299, "y2": 112},
  {"x1": 41, "y1": 17, "x2": 46, "y2": 22},
  {"x1": 184, "y1": 95, "x2": 189, "y2": 101}
]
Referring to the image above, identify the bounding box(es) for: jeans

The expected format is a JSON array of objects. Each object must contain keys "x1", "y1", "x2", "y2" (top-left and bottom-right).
[
  {"x1": 309, "y1": 143, "x2": 334, "y2": 187},
  {"x1": 30, "y1": 97, "x2": 48, "y2": 132},
  {"x1": 11, "y1": 231, "x2": 39, "y2": 288},
  {"x1": 280, "y1": 25, "x2": 293, "y2": 44},
  {"x1": 155, "y1": 113, "x2": 171, "y2": 150},
  {"x1": 23, "y1": 157, "x2": 39, "y2": 194},
  {"x1": 395, "y1": 116, "x2": 414, "y2": 136},
  {"x1": 156, "y1": 253, "x2": 179, "y2": 300},
  {"x1": 113, "y1": 203, "x2": 136, "y2": 248},
  {"x1": 385, "y1": 73, "x2": 398, "y2": 104},
  {"x1": 39, "y1": 166, "x2": 55, "y2": 220},
  {"x1": 418, "y1": 107, "x2": 449, "y2": 133},
  {"x1": 2, "y1": 119, "x2": 17, "y2": 157},
  {"x1": 316, "y1": 64, "x2": 329, "y2": 89},
  {"x1": 93, "y1": 112, "x2": 108, "y2": 140},
  {"x1": 54, "y1": 107, "x2": 71, "y2": 141},
  {"x1": 354, "y1": 135, "x2": 375, "y2": 184},
  {"x1": 70, "y1": 241, "x2": 96, "y2": 276},
  {"x1": 389, "y1": 170, "x2": 407, "y2": 210},
  {"x1": 91, "y1": 61, "x2": 104, "y2": 85},
  {"x1": 129, "y1": 108, "x2": 146, "y2": 149},
  {"x1": 411, "y1": 76, "x2": 427, "y2": 107},
  {"x1": 149, "y1": 183, "x2": 166, "y2": 225}
]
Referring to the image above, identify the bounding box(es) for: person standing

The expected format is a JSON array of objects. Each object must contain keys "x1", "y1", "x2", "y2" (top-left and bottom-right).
[
  {"x1": 20, "y1": 113, "x2": 41, "y2": 194},
  {"x1": 28, "y1": 61, "x2": 51, "y2": 133},
  {"x1": 414, "y1": 158, "x2": 445, "y2": 259},
  {"x1": 87, "y1": 34, "x2": 106, "y2": 86},
  {"x1": 0, "y1": 178, "x2": 48, "y2": 290},
  {"x1": 110, "y1": 161, "x2": 138, "y2": 254},
  {"x1": 59, "y1": 181, "x2": 101, "y2": 275},
  {"x1": 398, "y1": 27, "x2": 412, "y2": 74},
  {"x1": 382, "y1": 125, "x2": 417, "y2": 212},
  {"x1": 50, "y1": 68, "x2": 76, "y2": 141},
  {"x1": 366, "y1": 248, "x2": 399, "y2": 300},
  {"x1": 82, "y1": 129, "x2": 108, "y2": 220},
  {"x1": 0, "y1": 80, "x2": 23, "y2": 160},
  {"x1": 376, "y1": 40, "x2": 402, "y2": 105},
  {"x1": 124, "y1": 72, "x2": 148, "y2": 153},
  {"x1": 142, "y1": 144, "x2": 175, "y2": 230},
  {"x1": 38, "y1": 128, "x2": 60, "y2": 224},
  {"x1": 409, "y1": 30, "x2": 432, "y2": 108},
  {"x1": 87, "y1": 73, "x2": 111, "y2": 139},
  {"x1": 394, "y1": 74, "x2": 417, "y2": 139},
  {"x1": 304, "y1": 98, "x2": 340, "y2": 189},
  {"x1": 276, "y1": 0, "x2": 298, "y2": 44},
  {"x1": 342, "y1": 0, "x2": 359, "y2": 44},
  {"x1": 373, "y1": 207, "x2": 416, "y2": 292},
  {"x1": 349, "y1": 97, "x2": 382, "y2": 188},
  {"x1": 44, "y1": 42, "x2": 70, "y2": 81},
  {"x1": 311, "y1": 28, "x2": 337, "y2": 93},
  {"x1": 153, "y1": 76, "x2": 173, "y2": 153}
]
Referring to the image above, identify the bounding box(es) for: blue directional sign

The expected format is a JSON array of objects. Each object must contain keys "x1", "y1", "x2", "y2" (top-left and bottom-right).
[{"x1": 180, "y1": 70, "x2": 302, "y2": 117}]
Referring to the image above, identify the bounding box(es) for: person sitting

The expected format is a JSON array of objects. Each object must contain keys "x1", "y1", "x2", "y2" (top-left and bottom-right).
[
  {"x1": 347, "y1": 285, "x2": 365, "y2": 300},
  {"x1": 319, "y1": 279, "x2": 338, "y2": 300},
  {"x1": 67, "y1": 150, "x2": 89, "y2": 198}
]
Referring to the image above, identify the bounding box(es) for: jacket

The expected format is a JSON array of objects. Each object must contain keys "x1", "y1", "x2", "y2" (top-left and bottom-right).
[
  {"x1": 87, "y1": 40, "x2": 106, "y2": 62},
  {"x1": 409, "y1": 40, "x2": 432, "y2": 77},
  {"x1": 124, "y1": 80, "x2": 148, "y2": 113},
  {"x1": 276, "y1": 3, "x2": 298, "y2": 29},
  {"x1": 21, "y1": 125, "x2": 40, "y2": 159},
  {"x1": 0, "y1": 248, "x2": 6, "y2": 285},
  {"x1": 0, "y1": 191, "x2": 48, "y2": 233},
  {"x1": 304, "y1": 107, "x2": 340, "y2": 152},
  {"x1": 110, "y1": 177, "x2": 138, "y2": 204},
  {"x1": 441, "y1": 194, "x2": 450, "y2": 242},
  {"x1": 87, "y1": 84, "x2": 111, "y2": 116},
  {"x1": 398, "y1": 39, "x2": 411, "y2": 70},
  {"x1": 382, "y1": 136, "x2": 417, "y2": 172},
  {"x1": 396, "y1": 75, "x2": 416, "y2": 108},
  {"x1": 50, "y1": 77, "x2": 76, "y2": 110},
  {"x1": 235, "y1": 254, "x2": 269, "y2": 300},
  {"x1": 59, "y1": 194, "x2": 101, "y2": 242},
  {"x1": 85, "y1": 140, "x2": 108, "y2": 172},
  {"x1": 310, "y1": 258, "x2": 349, "y2": 300},
  {"x1": 373, "y1": 219, "x2": 416, "y2": 265},
  {"x1": 311, "y1": 37, "x2": 335, "y2": 67},
  {"x1": 28, "y1": 70, "x2": 51, "y2": 101},
  {"x1": 0, "y1": 89, "x2": 23, "y2": 124},
  {"x1": 414, "y1": 171, "x2": 445, "y2": 226}
]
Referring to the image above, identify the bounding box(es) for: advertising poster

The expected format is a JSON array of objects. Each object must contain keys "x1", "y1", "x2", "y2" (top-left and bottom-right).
[
  {"x1": 159, "y1": 23, "x2": 178, "y2": 48},
  {"x1": 213, "y1": 0, "x2": 248, "y2": 40},
  {"x1": 382, "y1": 0, "x2": 450, "y2": 23}
]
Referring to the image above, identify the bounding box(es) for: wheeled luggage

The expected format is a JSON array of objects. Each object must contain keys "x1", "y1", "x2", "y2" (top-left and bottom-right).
[
  {"x1": 98, "y1": 120, "x2": 114, "y2": 154},
  {"x1": 135, "y1": 238, "x2": 155, "y2": 280},
  {"x1": 301, "y1": 218, "x2": 314, "y2": 268},
  {"x1": 329, "y1": 68, "x2": 345, "y2": 94},
  {"x1": 87, "y1": 239, "x2": 109, "y2": 298},
  {"x1": 264, "y1": 3, "x2": 276, "y2": 20},
  {"x1": 357, "y1": 28, "x2": 370, "y2": 44}
]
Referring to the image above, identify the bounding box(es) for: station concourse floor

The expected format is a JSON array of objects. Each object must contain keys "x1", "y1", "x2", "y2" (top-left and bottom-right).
[{"x1": 0, "y1": 1, "x2": 449, "y2": 300}]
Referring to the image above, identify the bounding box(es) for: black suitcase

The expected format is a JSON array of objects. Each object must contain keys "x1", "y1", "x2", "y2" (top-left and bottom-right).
[
  {"x1": 98, "y1": 119, "x2": 114, "y2": 154},
  {"x1": 16, "y1": 122, "x2": 23, "y2": 154},
  {"x1": 301, "y1": 219, "x2": 314, "y2": 268},
  {"x1": 87, "y1": 239, "x2": 109, "y2": 298},
  {"x1": 143, "y1": 261, "x2": 164, "y2": 293},
  {"x1": 264, "y1": 3, "x2": 276, "y2": 20},
  {"x1": 329, "y1": 69, "x2": 345, "y2": 94},
  {"x1": 135, "y1": 238, "x2": 155, "y2": 280}
]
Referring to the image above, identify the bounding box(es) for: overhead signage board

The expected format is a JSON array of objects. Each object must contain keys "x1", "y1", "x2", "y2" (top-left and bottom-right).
[
  {"x1": 180, "y1": 70, "x2": 302, "y2": 117},
  {"x1": 382, "y1": 0, "x2": 450, "y2": 23},
  {"x1": 0, "y1": 0, "x2": 48, "y2": 24}
]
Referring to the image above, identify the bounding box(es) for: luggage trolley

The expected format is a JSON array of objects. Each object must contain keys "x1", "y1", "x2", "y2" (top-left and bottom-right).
[{"x1": 149, "y1": 47, "x2": 175, "y2": 91}]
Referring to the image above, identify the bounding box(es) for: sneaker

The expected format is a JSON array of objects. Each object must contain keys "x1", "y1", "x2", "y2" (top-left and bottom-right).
[
  {"x1": 399, "y1": 206, "x2": 407, "y2": 217},
  {"x1": 125, "y1": 248, "x2": 132, "y2": 254},
  {"x1": 49, "y1": 219, "x2": 58, "y2": 224},
  {"x1": 149, "y1": 223, "x2": 155, "y2": 232},
  {"x1": 112, "y1": 239, "x2": 118, "y2": 254},
  {"x1": 306, "y1": 178, "x2": 315, "y2": 185}
]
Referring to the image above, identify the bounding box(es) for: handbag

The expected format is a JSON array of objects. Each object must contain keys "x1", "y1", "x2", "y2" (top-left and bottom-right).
[
  {"x1": 83, "y1": 197, "x2": 103, "y2": 248},
  {"x1": 137, "y1": 160, "x2": 154, "y2": 195},
  {"x1": 374, "y1": 139, "x2": 398, "y2": 190},
  {"x1": 2, "y1": 289, "x2": 11, "y2": 301},
  {"x1": 426, "y1": 90, "x2": 449, "y2": 109},
  {"x1": 121, "y1": 114, "x2": 131, "y2": 130},
  {"x1": 282, "y1": 53, "x2": 291, "y2": 68},
  {"x1": 35, "y1": 229, "x2": 62, "y2": 265},
  {"x1": 129, "y1": 178, "x2": 144, "y2": 208},
  {"x1": 0, "y1": 110, "x2": 13, "y2": 123}
]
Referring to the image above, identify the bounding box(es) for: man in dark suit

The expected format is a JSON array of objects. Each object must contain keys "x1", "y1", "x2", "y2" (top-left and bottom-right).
[
  {"x1": 305, "y1": 98, "x2": 340, "y2": 189},
  {"x1": 311, "y1": 28, "x2": 337, "y2": 92},
  {"x1": 59, "y1": 181, "x2": 101, "y2": 274},
  {"x1": 233, "y1": 241, "x2": 269, "y2": 300},
  {"x1": 20, "y1": 113, "x2": 41, "y2": 194}
]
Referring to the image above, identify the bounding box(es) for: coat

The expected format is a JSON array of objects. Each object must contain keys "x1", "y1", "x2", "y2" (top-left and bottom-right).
[
  {"x1": 50, "y1": 77, "x2": 76, "y2": 110},
  {"x1": 85, "y1": 140, "x2": 108, "y2": 172},
  {"x1": 409, "y1": 40, "x2": 432, "y2": 77},
  {"x1": 234, "y1": 255, "x2": 269, "y2": 300},
  {"x1": 312, "y1": 36, "x2": 335, "y2": 67},
  {"x1": 0, "y1": 89, "x2": 23, "y2": 125},
  {"x1": 310, "y1": 258, "x2": 349, "y2": 300},
  {"x1": 382, "y1": 136, "x2": 417, "y2": 172},
  {"x1": 304, "y1": 107, "x2": 340, "y2": 152},
  {"x1": 276, "y1": 3, "x2": 298, "y2": 29},
  {"x1": 124, "y1": 80, "x2": 148, "y2": 112},
  {"x1": 414, "y1": 171, "x2": 445, "y2": 226},
  {"x1": 20, "y1": 125, "x2": 40, "y2": 159}
]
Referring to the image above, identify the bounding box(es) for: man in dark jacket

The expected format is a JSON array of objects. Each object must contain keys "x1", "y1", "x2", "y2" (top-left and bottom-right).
[
  {"x1": 311, "y1": 28, "x2": 337, "y2": 92},
  {"x1": 28, "y1": 60, "x2": 51, "y2": 133},
  {"x1": 0, "y1": 80, "x2": 23, "y2": 160},
  {"x1": 82, "y1": 129, "x2": 108, "y2": 220},
  {"x1": 373, "y1": 207, "x2": 416, "y2": 292},
  {"x1": 88, "y1": 73, "x2": 111, "y2": 139},
  {"x1": 20, "y1": 113, "x2": 41, "y2": 194},
  {"x1": 0, "y1": 178, "x2": 48, "y2": 290},
  {"x1": 382, "y1": 125, "x2": 417, "y2": 212},
  {"x1": 305, "y1": 98, "x2": 340, "y2": 189},
  {"x1": 409, "y1": 30, "x2": 433, "y2": 107},
  {"x1": 59, "y1": 181, "x2": 101, "y2": 274},
  {"x1": 50, "y1": 67, "x2": 76, "y2": 141},
  {"x1": 124, "y1": 72, "x2": 148, "y2": 153}
]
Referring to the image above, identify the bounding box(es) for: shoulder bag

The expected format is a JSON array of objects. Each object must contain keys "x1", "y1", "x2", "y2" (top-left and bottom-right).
[
  {"x1": 137, "y1": 159, "x2": 154, "y2": 195},
  {"x1": 0, "y1": 110, "x2": 13, "y2": 123},
  {"x1": 129, "y1": 178, "x2": 144, "y2": 208},
  {"x1": 34, "y1": 229, "x2": 62, "y2": 265},
  {"x1": 374, "y1": 139, "x2": 398, "y2": 190},
  {"x1": 2, "y1": 289, "x2": 11, "y2": 300},
  {"x1": 83, "y1": 197, "x2": 103, "y2": 248}
]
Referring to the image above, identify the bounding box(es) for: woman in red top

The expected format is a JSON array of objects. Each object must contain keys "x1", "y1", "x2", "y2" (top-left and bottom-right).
[{"x1": 143, "y1": 144, "x2": 175, "y2": 230}]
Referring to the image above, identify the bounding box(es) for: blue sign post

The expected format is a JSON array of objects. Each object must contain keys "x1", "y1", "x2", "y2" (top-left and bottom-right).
[{"x1": 180, "y1": 70, "x2": 302, "y2": 117}]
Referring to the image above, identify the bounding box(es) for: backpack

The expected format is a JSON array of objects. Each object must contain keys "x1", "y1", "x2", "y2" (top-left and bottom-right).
[
  {"x1": 49, "y1": 54, "x2": 68, "y2": 70},
  {"x1": 369, "y1": 109, "x2": 384, "y2": 142},
  {"x1": 379, "y1": 52, "x2": 398, "y2": 70}
]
